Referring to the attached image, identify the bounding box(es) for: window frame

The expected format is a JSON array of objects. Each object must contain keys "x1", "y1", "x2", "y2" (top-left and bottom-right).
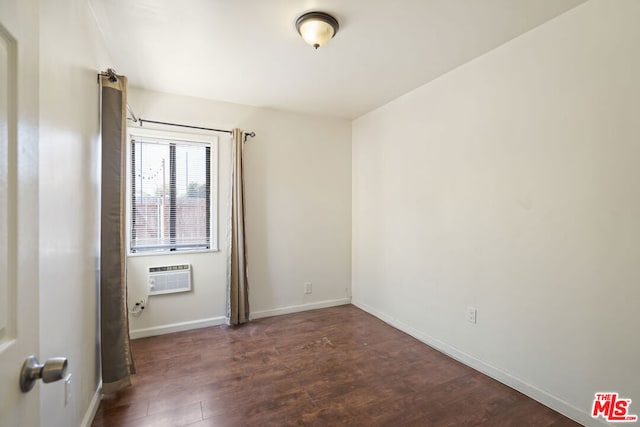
[{"x1": 126, "y1": 128, "x2": 219, "y2": 256}]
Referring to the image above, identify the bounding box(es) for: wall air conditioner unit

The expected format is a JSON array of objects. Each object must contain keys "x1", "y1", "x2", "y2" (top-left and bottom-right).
[{"x1": 148, "y1": 264, "x2": 192, "y2": 295}]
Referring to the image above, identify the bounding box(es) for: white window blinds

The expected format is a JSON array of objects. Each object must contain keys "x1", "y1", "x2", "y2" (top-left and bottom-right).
[{"x1": 129, "y1": 133, "x2": 217, "y2": 253}]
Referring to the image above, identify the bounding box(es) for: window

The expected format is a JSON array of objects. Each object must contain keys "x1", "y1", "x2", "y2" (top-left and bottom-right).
[{"x1": 128, "y1": 130, "x2": 217, "y2": 253}]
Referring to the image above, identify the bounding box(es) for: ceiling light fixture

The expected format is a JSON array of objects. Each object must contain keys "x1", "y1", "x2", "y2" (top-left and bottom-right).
[{"x1": 295, "y1": 11, "x2": 339, "y2": 49}]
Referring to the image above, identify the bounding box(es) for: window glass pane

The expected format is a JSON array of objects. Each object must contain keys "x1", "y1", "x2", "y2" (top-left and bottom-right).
[
  {"x1": 130, "y1": 137, "x2": 212, "y2": 253},
  {"x1": 131, "y1": 141, "x2": 169, "y2": 251},
  {"x1": 174, "y1": 144, "x2": 210, "y2": 247}
]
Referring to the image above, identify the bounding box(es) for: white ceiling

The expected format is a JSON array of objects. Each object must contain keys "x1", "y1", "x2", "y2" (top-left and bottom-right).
[{"x1": 89, "y1": 0, "x2": 586, "y2": 119}]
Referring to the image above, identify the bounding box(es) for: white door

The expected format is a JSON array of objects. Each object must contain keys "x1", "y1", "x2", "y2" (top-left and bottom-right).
[{"x1": 0, "y1": 0, "x2": 41, "y2": 426}]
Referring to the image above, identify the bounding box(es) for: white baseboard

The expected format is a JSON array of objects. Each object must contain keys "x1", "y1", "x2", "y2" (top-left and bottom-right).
[
  {"x1": 352, "y1": 299, "x2": 601, "y2": 427},
  {"x1": 130, "y1": 316, "x2": 226, "y2": 339},
  {"x1": 80, "y1": 380, "x2": 102, "y2": 427},
  {"x1": 251, "y1": 298, "x2": 352, "y2": 320},
  {"x1": 130, "y1": 299, "x2": 351, "y2": 339}
]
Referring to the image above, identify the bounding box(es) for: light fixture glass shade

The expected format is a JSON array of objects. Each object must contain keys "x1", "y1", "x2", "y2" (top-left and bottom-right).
[{"x1": 296, "y1": 12, "x2": 339, "y2": 49}]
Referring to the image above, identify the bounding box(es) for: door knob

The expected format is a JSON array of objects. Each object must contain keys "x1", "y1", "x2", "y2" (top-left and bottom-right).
[{"x1": 19, "y1": 355, "x2": 68, "y2": 393}]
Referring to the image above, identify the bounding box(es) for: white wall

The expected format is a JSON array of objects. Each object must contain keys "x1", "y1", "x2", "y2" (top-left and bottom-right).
[
  {"x1": 38, "y1": 0, "x2": 111, "y2": 426},
  {"x1": 127, "y1": 89, "x2": 352, "y2": 336},
  {"x1": 352, "y1": 1, "x2": 640, "y2": 425}
]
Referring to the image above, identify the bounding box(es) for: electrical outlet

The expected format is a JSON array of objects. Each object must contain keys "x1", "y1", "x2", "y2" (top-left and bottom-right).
[
  {"x1": 304, "y1": 282, "x2": 312, "y2": 294},
  {"x1": 467, "y1": 307, "x2": 477, "y2": 324},
  {"x1": 129, "y1": 297, "x2": 148, "y2": 317},
  {"x1": 64, "y1": 374, "x2": 72, "y2": 405}
]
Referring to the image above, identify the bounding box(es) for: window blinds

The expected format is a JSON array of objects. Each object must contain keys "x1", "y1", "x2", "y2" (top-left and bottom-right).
[{"x1": 130, "y1": 137, "x2": 212, "y2": 253}]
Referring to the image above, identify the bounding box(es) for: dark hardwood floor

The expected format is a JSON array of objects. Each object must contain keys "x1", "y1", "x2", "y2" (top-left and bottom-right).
[{"x1": 92, "y1": 305, "x2": 580, "y2": 426}]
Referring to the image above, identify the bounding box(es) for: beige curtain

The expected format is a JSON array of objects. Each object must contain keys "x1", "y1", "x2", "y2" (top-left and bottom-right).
[
  {"x1": 99, "y1": 72, "x2": 135, "y2": 393},
  {"x1": 227, "y1": 129, "x2": 250, "y2": 325}
]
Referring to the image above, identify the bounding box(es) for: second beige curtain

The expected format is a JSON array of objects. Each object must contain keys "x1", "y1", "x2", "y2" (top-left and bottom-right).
[{"x1": 227, "y1": 129, "x2": 250, "y2": 325}]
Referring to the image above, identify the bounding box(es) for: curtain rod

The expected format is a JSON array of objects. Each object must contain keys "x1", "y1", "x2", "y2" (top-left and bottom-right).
[
  {"x1": 98, "y1": 70, "x2": 255, "y2": 139},
  {"x1": 134, "y1": 118, "x2": 256, "y2": 139}
]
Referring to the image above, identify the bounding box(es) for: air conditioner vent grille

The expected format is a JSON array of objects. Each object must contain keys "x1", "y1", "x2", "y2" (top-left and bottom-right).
[
  {"x1": 148, "y1": 264, "x2": 192, "y2": 295},
  {"x1": 149, "y1": 264, "x2": 190, "y2": 273}
]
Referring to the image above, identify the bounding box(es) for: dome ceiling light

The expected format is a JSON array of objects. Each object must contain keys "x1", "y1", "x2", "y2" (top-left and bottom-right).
[{"x1": 295, "y1": 11, "x2": 339, "y2": 49}]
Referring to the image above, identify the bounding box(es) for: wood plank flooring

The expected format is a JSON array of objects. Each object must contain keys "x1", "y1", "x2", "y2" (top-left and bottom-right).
[{"x1": 92, "y1": 305, "x2": 580, "y2": 426}]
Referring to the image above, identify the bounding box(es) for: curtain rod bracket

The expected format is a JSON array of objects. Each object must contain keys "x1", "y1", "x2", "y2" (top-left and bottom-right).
[
  {"x1": 106, "y1": 68, "x2": 118, "y2": 82},
  {"x1": 127, "y1": 104, "x2": 139, "y2": 123},
  {"x1": 97, "y1": 69, "x2": 118, "y2": 83}
]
